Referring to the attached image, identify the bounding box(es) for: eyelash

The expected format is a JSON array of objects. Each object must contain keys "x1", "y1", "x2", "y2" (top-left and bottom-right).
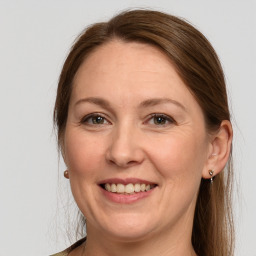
[
  {"x1": 80, "y1": 113, "x2": 110, "y2": 125},
  {"x1": 146, "y1": 113, "x2": 176, "y2": 126},
  {"x1": 80, "y1": 113, "x2": 176, "y2": 127}
]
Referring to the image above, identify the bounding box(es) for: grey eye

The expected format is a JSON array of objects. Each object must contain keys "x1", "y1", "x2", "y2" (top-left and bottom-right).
[
  {"x1": 148, "y1": 114, "x2": 175, "y2": 126},
  {"x1": 81, "y1": 114, "x2": 108, "y2": 125},
  {"x1": 91, "y1": 116, "x2": 105, "y2": 124},
  {"x1": 154, "y1": 116, "x2": 168, "y2": 125}
]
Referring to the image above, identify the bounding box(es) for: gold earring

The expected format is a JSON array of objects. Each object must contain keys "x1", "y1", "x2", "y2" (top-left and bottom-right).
[
  {"x1": 209, "y1": 170, "x2": 214, "y2": 183},
  {"x1": 64, "y1": 170, "x2": 69, "y2": 179}
]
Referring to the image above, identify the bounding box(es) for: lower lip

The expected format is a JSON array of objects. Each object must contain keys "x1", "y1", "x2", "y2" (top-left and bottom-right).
[{"x1": 100, "y1": 186, "x2": 156, "y2": 204}]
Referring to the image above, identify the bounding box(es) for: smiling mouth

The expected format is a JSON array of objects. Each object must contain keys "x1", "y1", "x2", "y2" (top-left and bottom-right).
[{"x1": 100, "y1": 183, "x2": 157, "y2": 194}]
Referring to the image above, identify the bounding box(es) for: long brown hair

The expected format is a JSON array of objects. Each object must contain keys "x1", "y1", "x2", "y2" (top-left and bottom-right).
[{"x1": 54, "y1": 9, "x2": 234, "y2": 256}]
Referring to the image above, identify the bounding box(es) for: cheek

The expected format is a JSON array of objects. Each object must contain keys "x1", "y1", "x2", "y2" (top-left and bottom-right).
[
  {"x1": 64, "y1": 129, "x2": 105, "y2": 177},
  {"x1": 147, "y1": 132, "x2": 208, "y2": 181},
  {"x1": 147, "y1": 133, "x2": 208, "y2": 217}
]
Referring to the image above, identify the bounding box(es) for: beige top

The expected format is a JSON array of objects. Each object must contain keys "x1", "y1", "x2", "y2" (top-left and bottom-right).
[
  {"x1": 50, "y1": 251, "x2": 68, "y2": 256},
  {"x1": 50, "y1": 238, "x2": 86, "y2": 256}
]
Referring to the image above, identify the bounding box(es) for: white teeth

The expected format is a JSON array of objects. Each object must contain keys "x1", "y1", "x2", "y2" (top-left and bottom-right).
[
  {"x1": 125, "y1": 183, "x2": 135, "y2": 193},
  {"x1": 134, "y1": 183, "x2": 141, "y2": 192},
  {"x1": 110, "y1": 184, "x2": 117, "y2": 192},
  {"x1": 116, "y1": 184, "x2": 125, "y2": 193},
  {"x1": 105, "y1": 183, "x2": 111, "y2": 192},
  {"x1": 104, "y1": 183, "x2": 155, "y2": 194}
]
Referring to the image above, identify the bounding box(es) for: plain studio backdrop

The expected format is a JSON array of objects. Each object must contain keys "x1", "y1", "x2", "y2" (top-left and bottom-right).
[{"x1": 0, "y1": 1, "x2": 255, "y2": 255}]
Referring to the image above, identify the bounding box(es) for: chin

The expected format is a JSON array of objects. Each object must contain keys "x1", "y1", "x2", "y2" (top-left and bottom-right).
[
  {"x1": 106, "y1": 228, "x2": 154, "y2": 243},
  {"x1": 96, "y1": 215, "x2": 157, "y2": 242}
]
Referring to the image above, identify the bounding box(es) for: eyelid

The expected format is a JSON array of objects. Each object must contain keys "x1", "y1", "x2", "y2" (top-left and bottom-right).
[
  {"x1": 80, "y1": 112, "x2": 176, "y2": 126},
  {"x1": 80, "y1": 112, "x2": 111, "y2": 125},
  {"x1": 146, "y1": 113, "x2": 176, "y2": 125}
]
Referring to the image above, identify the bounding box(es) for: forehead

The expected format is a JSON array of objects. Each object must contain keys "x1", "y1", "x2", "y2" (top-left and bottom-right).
[
  {"x1": 77, "y1": 40, "x2": 173, "y2": 71},
  {"x1": 70, "y1": 40, "x2": 199, "y2": 112}
]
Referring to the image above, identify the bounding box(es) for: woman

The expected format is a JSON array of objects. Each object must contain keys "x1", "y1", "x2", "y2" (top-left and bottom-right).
[{"x1": 52, "y1": 9, "x2": 234, "y2": 256}]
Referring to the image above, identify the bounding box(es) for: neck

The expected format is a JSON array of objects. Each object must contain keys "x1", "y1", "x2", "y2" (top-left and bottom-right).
[{"x1": 83, "y1": 220, "x2": 196, "y2": 256}]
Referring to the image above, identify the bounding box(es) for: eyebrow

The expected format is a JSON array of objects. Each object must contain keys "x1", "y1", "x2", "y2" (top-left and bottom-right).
[
  {"x1": 139, "y1": 98, "x2": 187, "y2": 111},
  {"x1": 74, "y1": 97, "x2": 186, "y2": 111},
  {"x1": 74, "y1": 97, "x2": 113, "y2": 111}
]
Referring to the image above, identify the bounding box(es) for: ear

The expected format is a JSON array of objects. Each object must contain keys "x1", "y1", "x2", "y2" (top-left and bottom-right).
[{"x1": 202, "y1": 120, "x2": 233, "y2": 179}]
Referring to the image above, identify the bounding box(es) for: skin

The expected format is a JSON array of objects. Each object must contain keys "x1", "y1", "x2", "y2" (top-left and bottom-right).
[{"x1": 63, "y1": 40, "x2": 232, "y2": 256}]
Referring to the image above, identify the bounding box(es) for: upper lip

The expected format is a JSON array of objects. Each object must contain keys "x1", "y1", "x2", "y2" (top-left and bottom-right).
[{"x1": 98, "y1": 178, "x2": 157, "y2": 185}]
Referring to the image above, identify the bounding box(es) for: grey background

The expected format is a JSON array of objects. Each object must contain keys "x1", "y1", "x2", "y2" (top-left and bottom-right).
[{"x1": 0, "y1": 0, "x2": 255, "y2": 255}]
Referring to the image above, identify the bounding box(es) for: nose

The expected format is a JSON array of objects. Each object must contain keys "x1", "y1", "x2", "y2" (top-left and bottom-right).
[{"x1": 105, "y1": 125, "x2": 144, "y2": 168}]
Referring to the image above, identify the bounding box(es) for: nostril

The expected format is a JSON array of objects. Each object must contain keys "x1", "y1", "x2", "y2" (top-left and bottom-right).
[
  {"x1": 107, "y1": 159, "x2": 140, "y2": 168},
  {"x1": 105, "y1": 137, "x2": 145, "y2": 167},
  {"x1": 127, "y1": 160, "x2": 139, "y2": 166}
]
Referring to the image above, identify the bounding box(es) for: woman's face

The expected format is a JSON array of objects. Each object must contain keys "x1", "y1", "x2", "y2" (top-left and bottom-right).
[{"x1": 64, "y1": 41, "x2": 212, "y2": 242}]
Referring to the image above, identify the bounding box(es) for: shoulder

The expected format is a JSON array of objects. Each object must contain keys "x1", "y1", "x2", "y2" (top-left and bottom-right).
[{"x1": 50, "y1": 237, "x2": 86, "y2": 256}]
